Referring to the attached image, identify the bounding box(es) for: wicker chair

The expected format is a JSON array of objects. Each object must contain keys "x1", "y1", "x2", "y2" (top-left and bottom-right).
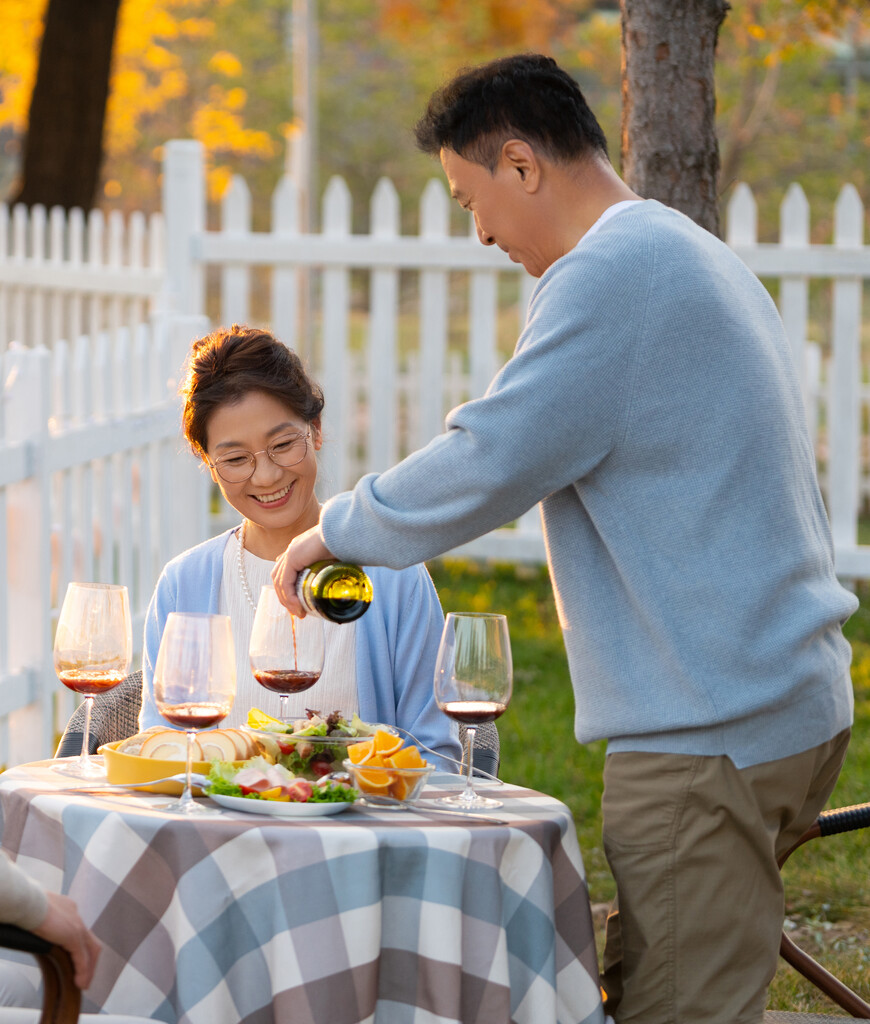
[
  {"x1": 0, "y1": 924, "x2": 80, "y2": 1024},
  {"x1": 762, "y1": 800, "x2": 870, "y2": 1022},
  {"x1": 55, "y1": 671, "x2": 500, "y2": 776},
  {"x1": 461, "y1": 721, "x2": 500, "y2": 778},
  {"x1": 55, "y1": 672, "x2": 144, "y2": 758}
]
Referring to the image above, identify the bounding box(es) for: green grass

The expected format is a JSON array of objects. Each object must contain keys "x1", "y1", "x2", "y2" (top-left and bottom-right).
[{"x1": 427, "y1": 558, "x2": 870, "y2": 1015}]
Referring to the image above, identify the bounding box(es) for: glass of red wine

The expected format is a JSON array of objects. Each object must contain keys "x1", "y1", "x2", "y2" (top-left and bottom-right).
[
  {"x1": 249, "y1": 585, "x2": 325, "y2": 723},
  {"x1": 434, "y1": 612, "x2": 512, "y2": 810},
  {"x1": 53, "y1": 582, "x2": 133, "y2": 778},
  {"x1": 153, "y1": 612, "x2": 236, "y2": 815}
]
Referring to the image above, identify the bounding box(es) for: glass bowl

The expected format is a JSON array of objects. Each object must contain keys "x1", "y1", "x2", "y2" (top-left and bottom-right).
[
  {"x1": 243, "y1": 724, "x2": 397, "y2": 780},
  {"x1": 342, "y1": 758, "x2": 434, "y2": 804}
]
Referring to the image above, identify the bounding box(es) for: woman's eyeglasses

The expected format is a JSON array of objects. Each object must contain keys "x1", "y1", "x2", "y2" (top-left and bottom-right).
[{"x1": 208, "y1": 430, "x2": 311, "y2": 483}]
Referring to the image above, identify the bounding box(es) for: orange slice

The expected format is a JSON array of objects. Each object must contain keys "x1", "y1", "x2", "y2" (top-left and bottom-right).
[
  {"x1": 354, "y1": 767, "x2": 394, "y2": 794},
  {"x1": 347, "y1": 740, "x2": 374, "y2": 764},
  {"x1": 372, "y1": 729, "x2": 403, "y2": 758},
  {"x1": 366, "y1": 754, "x2": 387, "y2": 768},
  {"x1": 386, "y1": 745, "x2": 425, "y2": 770},
  {"x1": 390, "y1": 774, "x2": 413, "y2": 801}
]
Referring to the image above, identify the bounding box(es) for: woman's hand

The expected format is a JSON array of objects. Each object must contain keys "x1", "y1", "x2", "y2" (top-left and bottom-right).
[
  {"x1": 272, "y1": 525, "x2": 334, "y2": 616},
  {"x1": 34, "y1": 891, "x2": 102, "y2": 990}
]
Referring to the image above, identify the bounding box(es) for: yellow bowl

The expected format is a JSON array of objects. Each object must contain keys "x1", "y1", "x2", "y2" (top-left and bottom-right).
[{"x1": 99, "y1": 740, "x2": 246, "y2": 795}]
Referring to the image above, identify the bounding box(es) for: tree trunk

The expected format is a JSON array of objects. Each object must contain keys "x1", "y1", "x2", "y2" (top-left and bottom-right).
[
  {"x1": 10, "y1": 0, "x2": 121, "y2": 211},
  {"x1": 620, "y1": 0, "x2": 730, "y2": 235}
]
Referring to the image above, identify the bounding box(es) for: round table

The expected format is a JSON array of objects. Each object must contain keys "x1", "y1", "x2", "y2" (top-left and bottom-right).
[{"x1": 0, "y1": 762, "x2": 605, "y2": 1024}]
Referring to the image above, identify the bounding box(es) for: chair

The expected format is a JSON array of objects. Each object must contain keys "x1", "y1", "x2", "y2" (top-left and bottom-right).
[
  {"x1": 0, "y1": 924, "x2": 79, "y2": 1024},
  {"x1": 459, "y1": 722, "x2": 500, "y2": 778},
  {"x1": 55, "y1": 672, "x2": 143, "y2": 758},
  {"x1": 762, "y1": 800, "x2": 870, "y2": 1022}
]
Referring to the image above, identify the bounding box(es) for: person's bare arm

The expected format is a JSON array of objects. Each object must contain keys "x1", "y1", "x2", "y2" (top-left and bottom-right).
[
  {"x1": 271, "y1": 524, "x2": 334, "y2": 615},
  {"x1": 33, "y1": 891, "x2": 101, "y2": 989}
]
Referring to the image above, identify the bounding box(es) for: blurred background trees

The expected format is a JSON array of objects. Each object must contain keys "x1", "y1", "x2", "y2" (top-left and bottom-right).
[{"x1": 0, "y1": 0, "x2": 867, "y2": 238}]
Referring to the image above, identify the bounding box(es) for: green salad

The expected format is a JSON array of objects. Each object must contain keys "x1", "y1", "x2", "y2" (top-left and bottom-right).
[{"x1": 206, "y1": 757, "x2": 356, "y2": 803}]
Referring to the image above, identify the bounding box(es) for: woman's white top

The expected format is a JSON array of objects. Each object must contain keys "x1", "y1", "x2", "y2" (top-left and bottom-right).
[{"x1": 219, "y1": 529, "x2": 358, "y2": 727}]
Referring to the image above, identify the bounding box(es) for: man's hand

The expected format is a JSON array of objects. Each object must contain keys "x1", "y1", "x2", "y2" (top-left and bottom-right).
[
  {"x1": 272, "y1": 524, "x2": 335, "y2": 616},
  {"x1": 33, "y1": 891, "x2": 101, "y2": 990}
]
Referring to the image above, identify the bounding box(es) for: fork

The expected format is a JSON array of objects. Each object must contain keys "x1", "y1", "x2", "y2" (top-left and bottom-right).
[{"x1": 62, "y1": 772, "x2": 211, "y2": 793}]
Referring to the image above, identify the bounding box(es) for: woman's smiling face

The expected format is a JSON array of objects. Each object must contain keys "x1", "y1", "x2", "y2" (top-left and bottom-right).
[{"x1": 205, "y1": 390, "x2": 322, "y2": 542}]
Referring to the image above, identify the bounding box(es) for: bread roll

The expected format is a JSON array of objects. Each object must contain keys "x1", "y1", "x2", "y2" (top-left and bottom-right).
[
  {"x1": 198, "y1": 731, "x2": 238, "y2": 761},
  {"x1": 116, "y1": 726, "x2": 167, "y2": 755},
  {"x1": 139, "y1": 730, "x2": 198, "y2": 760},
  {"x1": 118, "y1": 727, "x2": 258, "y2": 762}
]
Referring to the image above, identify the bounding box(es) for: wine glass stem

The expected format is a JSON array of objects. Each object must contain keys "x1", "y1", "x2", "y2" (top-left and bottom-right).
[
  {"x1": 180, "y1": 730, "x2": 196, "y2": 809},
  {"x1": 461, "y1": 725, "x2": 478, "y2": 803},
  {"x1": 279, "y1": 693, "x2": 290, "y2": 724},
  {"x1": 78, "y1": 696, "x2": 94, "y2": 769}
]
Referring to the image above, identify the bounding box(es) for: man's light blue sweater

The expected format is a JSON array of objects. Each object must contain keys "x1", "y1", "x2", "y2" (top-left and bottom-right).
[{"x1": 321, "y1": 200, "x2": 857, "y2": 768}]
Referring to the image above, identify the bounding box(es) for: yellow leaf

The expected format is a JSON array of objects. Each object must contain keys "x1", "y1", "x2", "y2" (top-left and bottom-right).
[{"x1": 208, "y1": 50, "x2": 243, "y2": 77}]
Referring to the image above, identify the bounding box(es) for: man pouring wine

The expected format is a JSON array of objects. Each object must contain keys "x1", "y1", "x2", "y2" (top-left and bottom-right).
[{"x1": 273, "y1": 54, "x2": 857, "y2": 1024}]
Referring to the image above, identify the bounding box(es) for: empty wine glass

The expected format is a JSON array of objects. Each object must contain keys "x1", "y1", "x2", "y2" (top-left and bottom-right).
[
  {"x1": 434, "y1": 612, "x2": 512, "y2": 810},
  {"x1": 54, "y1": 582, "x2": 132, "y2": 778},
  {"x1": 153, "y1": 613, "x2": 236, "y2": 814},
  {"x1": 249, "y1": 585, "x2": 325, "y2": 723}
]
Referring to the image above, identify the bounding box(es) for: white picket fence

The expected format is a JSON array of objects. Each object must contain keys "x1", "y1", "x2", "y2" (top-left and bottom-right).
[
  {"x1": 0, "y1": 136, "x2": 868, "y2": 763},
  {"x1": 0, "y1": 201, "x2": 164, "y2": 353},
  {"x1": 0, "y1": 187, "x2": 213, "y2": 763}
]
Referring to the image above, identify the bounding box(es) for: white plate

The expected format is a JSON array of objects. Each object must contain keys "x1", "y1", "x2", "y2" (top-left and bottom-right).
[{"x1": 207, "y1": 791, "x2": 352, "y2": 817}]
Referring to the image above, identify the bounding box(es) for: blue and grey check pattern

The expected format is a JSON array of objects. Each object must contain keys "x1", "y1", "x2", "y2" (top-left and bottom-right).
[{"x1": 0, "y1": 765, "x2": 604, "y2": 1024}]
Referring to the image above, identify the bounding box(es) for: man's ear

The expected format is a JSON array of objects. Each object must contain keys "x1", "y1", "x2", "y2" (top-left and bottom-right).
[{"x1": 501, "y1": 139, "x2": 540, "y2": 193}]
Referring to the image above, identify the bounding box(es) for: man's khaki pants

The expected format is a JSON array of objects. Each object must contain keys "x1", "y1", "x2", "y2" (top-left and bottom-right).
[{"x1": 600, "y1": 729, "x2": 850, "y2": 1024}]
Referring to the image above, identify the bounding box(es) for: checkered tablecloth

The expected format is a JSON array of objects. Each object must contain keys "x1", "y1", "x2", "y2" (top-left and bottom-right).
[{"x1": 0, "y1": 763, "x2": 604, "y2": 1024}]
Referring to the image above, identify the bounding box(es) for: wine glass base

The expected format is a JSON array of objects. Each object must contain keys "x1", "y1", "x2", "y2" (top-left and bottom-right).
[
  {"x1": 153, "y1": 798, "x2": 221, "y2": 816},
  {"x1": 434, "y1": 793, "x2": 503, "y2": 810},
  {"x1": 51, "y1": 757, "x2": 106, "y2": 780}
]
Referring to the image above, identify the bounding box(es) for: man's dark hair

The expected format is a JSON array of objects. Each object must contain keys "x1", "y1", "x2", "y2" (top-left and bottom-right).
[{"x1": 414, "y1": 53, "x2": 608, "y2": 170}]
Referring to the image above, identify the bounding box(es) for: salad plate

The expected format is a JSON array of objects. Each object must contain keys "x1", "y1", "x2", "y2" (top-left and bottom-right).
[{"x1": 206, "y1": 792, "x2": 352, "y2": 817}]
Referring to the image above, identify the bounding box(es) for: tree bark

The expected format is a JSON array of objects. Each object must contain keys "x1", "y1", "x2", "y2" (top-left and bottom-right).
[
  {"x1": 620, "y1": 0, "x2": 730, "y2": 235},
  {"x1": 10, "y1": 0, "x2": 121, "y2": 211}
]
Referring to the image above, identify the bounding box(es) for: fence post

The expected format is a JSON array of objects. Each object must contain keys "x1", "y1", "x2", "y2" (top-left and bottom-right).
[
  {"x1": 4, "y1": 344, "x2": 54, "y2": 762},
  {"x1": 157, "y1": 312, "x2": 212, "y2": 565},
  {"x1": 828, "y1": 185, "x2": 864, "y2": 557},
  {"x1": 368, "y1": 178, "x2": 399, "y2": 474},
  {"x1": 419, "y1": 179, "x2": 449, "y2": 448},
  {"x1": 162, "y1": 141, "x2": 205, "y2": 318},
  {"x1": 779, "y1": 184, "x2": 810, "y2": 412},
  {"x1": 220, "y1": 175, "x2": 252, "y2": 327},
  {"x1": 318, "y1": 176, "x2": 351, "y2": 498},
  {"x1": 271, "y1": 174, "x2": 300, "y2": 354}
]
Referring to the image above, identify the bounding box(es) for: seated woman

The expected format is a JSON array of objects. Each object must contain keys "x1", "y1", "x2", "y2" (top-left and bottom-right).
[{"x1": 139, "y1": 324, "x2": 461, "y2": 768}]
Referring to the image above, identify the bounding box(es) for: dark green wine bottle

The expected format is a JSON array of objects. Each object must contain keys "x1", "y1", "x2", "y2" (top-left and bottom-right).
[{"x1": 296, "y1": 562, "x2": 373, "y2": 623}]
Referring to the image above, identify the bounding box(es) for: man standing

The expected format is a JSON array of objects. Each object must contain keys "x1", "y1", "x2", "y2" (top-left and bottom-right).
[{"x1": 274, "y1": 54, "x2": 856, "y2": 1024}]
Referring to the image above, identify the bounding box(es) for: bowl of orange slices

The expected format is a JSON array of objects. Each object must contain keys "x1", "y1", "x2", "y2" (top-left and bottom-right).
[{"x1": 342, "y1": 730, "x2": 432, "y2": 803}]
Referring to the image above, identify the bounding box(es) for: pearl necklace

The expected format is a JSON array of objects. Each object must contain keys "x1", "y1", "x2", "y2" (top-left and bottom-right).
[{"x1": 237, "y1": 520, "x2": 258, "y2": 611}]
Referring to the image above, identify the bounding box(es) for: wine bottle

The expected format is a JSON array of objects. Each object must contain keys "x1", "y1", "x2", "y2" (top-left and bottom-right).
[{"x1": 295, "y1": 562, "x2": 373, "y2": 623}]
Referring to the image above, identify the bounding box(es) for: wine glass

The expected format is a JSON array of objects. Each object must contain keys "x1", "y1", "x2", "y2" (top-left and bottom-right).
[
  {"x1": 433, "y1": 612, "x2": 512, "y2": 810},
  {"x1": 153, "y1": 612, "x2": 236, "y2": 815},
  {"x1": 53, "y1": 582, "x2": 133, "y2": 778},
  {"x1": 249, "y1": 585, "x2": 325, "y2": 723}
]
